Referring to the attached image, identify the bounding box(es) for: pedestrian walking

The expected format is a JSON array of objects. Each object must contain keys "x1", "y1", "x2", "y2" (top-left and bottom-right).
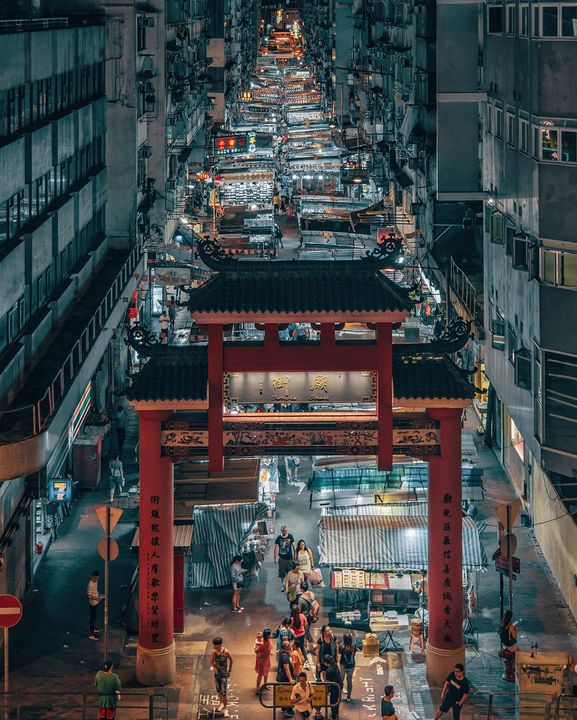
[
  {"x1": 499, "y1": 610, "x2": 518, "y2": 682},
  {"x1": 276, "y1": 617, "x2": 295, "y2": 655},
  {"x1": 87, "y1": 569, "x2": 102, "y2": 640},
  {"x1": 230, "y1": 555, "x2": 245, "y2": 613},
  {"x1": 108, "y1": 455, "x2": 124, "y2": 503},
  {"x1": 290, "y1": 604, "x2": 308, "y2": 655},
  {"x1": 298, "y1": 583, "x2": 319, "y2": 653},
  {"x1": 381, "y1": 685, "x2": 397, "y2": 720},
  {"x1": 95, "y1": 660, "x2": 121, "y2": 719},
  {"x1": 323, "y1": 656, "x2": 342, "y2": 720},
  {"x1": 159, "y1": 309, "x2": 169, "y2": 344},
  {"x1": 316, "y1": 625, "x2": 338, "y2": 681},
  {"x1": 285, "y1": 562, "x2": 305, "y2": 606},
  {"x1": 295, "y1": 539, "x2": 314, "y2": 580},
  {"x1": 339, "y1": 632, "x2": 356, "y2": 703},
  {"x1": 277, "y1": 639, "x2": 295, "y2": 716},
  {"x1": 274, "y1": 526, "x2": 295, "y2": 589},
  {"x1": 255, "y1": 628, "x2": 273, "y2": 695},
  {"x1": 114, "y1": 405, "x2": 127, "y2": 452},
  {"x1": 291, "y1": 672, "x2": 314, "y2": 720},
  {"x1": 168, "y1": 295, "x2": 177, "y2": 332},
  {"x1": 210, "y1": 637, "x2": 233, "y2": 718},
  {"x1": 433, "y1": 664, "x2": 470, "y2": 720},
  {"x1": 291, "y1": 638, "x2": 305, "y2": 677},
  {"x1": 45, "y1": 502, "x2": 60, "y2": 542}
]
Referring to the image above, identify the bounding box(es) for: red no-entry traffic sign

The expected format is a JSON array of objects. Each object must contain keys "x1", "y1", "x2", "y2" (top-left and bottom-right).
[{"x1": 0, "y1": 594, "x2": 22, "y2": 628}]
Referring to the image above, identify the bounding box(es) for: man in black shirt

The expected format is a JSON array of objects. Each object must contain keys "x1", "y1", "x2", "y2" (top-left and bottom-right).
[
  {"x1": 274, "y1": 526, "x2": 295, "y2": 588},
  {"x1": 381, "y1": 685, "x2": 397, "y2": 720},
  {"x1": 323, "y1": 656, "x2": 342, "y2": 720},
  {"x1": 434, "y1": 664, "x2": 470, "y2": 720},
  {"x1": 277, "y1": 639, "x2": 295, "y2": 716}
]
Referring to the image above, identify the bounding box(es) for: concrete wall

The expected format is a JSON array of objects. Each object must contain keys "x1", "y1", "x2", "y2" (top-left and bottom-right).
[
  {"x1": 436, "y1": 0, "x2": 483, "y2": 198},
  {"x1": 0, "y1": 478, "x2": 27, "y2": 597},
  {"x1": 533, "y1": 464, "x2": 577, "y2": 622}
]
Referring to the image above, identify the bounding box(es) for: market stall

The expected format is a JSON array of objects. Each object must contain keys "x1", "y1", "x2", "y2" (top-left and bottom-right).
[{"x1": 318, "y1": 510, "x2": 487, "y2": 643}]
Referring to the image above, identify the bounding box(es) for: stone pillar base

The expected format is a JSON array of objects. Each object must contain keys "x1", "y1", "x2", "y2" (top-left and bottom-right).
[
  {"x1": 426, "y1": 642, "x2": 465, "y2": 687},
  {"x1": 137, "y1": 641, "x2": 176, "y2": 686}
]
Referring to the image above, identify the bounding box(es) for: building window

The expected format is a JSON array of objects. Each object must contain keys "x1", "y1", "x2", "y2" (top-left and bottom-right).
[
  {"x1": 507, "y1": 322, "x2": 518, "y2": 362},
  {"x1": 545, "y1": 351, "x2": 577, "y2": 455},
  {"x1": 532, "y1": 4, "x2": 577, "y2": 37},
  {"x1": 510, "y1": 418, "x2": 525, "y2": 462},
  {"x1": 519, "y1": 4, "x2": 530, "y2": 35},
  {"x1": 506, "y1": 111, "x2": 516, "y2": 145},
  {"x1": 492, "y1": 307, "x2": 505, "y2": 349},
  {"x1": 506, "y1": 4, "x2": 517, "y2": 33},
  {"x1": 562, "y1": 5, "x2": 577, "y2": 35},
  {"x1": 541, "y1": 249, "x2": 577, "y2": 287},
  {"x1": 536, "y1": 122, "x2": 577, "y2": 163},
  {"x1": 490, "y1": 209, "x2": 505, "y2": 244},
  {"x1": 519, "y1": 118, "x2": 529, "y2": 153},
  {"x1": 488, "y1": 4, "x2": 504, "y2": 32},
  {"x1": 514, "y1": 347, "x2": 531, "y2": 390},
  {"x1": 495, "y1": 106, "x2": 504, "y2": 139},
  {"x1": 543, "y1": 5, "x2": 559, "y2": 35},
  {"x1": 513, "y1": 232, "x2": 529, "y2": 270},
  {"x1": 487, "y1": 101, "x2": 493, "y2": 134}
]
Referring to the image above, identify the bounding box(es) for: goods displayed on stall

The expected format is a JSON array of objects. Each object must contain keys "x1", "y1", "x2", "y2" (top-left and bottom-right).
[
  {"x1": 318, "y1": 506, "x2": 487, "y2": 647},
  {"x1": 259, "y1": 456, "x2": 279, "y2": 508}
]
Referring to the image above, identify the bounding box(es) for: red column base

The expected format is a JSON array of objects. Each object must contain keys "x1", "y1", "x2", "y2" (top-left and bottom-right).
[
  {"x1": 137, "y1": 641, "x2": 176, "y2": 686},
  {"x1": 426, "y1": 642, "x2": 466, "y2": 686}
]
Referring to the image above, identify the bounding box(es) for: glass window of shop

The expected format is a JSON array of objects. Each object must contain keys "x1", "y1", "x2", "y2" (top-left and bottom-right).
[{"x1": 511, "y1": 418, "x2": 525, "y2": 462}]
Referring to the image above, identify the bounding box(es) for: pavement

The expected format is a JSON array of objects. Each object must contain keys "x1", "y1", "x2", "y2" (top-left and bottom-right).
[{"x1": 9, "y1": 409, "x2": 577, "y2": 720}]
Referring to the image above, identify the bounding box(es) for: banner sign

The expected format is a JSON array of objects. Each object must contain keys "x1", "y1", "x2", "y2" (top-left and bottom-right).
[
  {"x1": 223, "y1": 371, "x2": 377, "y2": 404},
  {"x1": 160, "y1": 418, "x2": 440, "y2": 458}
]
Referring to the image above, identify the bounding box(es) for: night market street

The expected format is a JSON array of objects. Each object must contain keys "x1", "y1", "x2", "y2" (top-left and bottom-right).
[{"x1": 0, "y1": 2, "x2": 577, "y2": 720}]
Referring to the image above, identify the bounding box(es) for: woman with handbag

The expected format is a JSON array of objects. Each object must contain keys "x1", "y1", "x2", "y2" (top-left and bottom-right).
[
  {"x1": 295, "y1": 540, "x2": 315, "y2": 581},
  {"x1": 291, "y1": 672, "x2": 314, "y2": 720},
  {"x1": 230, "y1": 555, "x2": 245, "y2": 613}
]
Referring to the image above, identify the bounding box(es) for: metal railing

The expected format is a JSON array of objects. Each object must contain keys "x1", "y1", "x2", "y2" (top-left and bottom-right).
[
  {"x1": 0, "y1": 246, "x2": 141, "y2": 441},
  {"x1": 469, "y1": 691, "x2": 577, "y2": 720},
  {"x1": 0, "y1": 691, "x2": 169, "y2": 719},
  {"x1": 450, "y1": 257, "x2": 481, "y2": 323},
  {"x1": 0, "y1": 17, "x2": 69, "y2": 32}
]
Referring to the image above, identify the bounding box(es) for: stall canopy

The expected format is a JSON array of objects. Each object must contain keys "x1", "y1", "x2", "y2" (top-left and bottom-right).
[
  {"x1": 318, "y1": 513, "x2": 488, "y2": 572},
  {"x1": 189, "y1": 502, "x2": 268, "y2": 588}
]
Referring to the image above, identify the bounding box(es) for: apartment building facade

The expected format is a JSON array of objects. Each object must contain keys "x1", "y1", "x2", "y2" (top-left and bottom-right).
[
  {"x1": 0, "y1": 17, "x2": 144, "y2": 596},
  {"x1": 482, "y1": 0, "x2": 577, "y2": 616}
]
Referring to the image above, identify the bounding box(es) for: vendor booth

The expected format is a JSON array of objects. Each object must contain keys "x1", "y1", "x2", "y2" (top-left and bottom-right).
[{"x1": 318, "y1": 509, "x2": 487, "y2": 650}]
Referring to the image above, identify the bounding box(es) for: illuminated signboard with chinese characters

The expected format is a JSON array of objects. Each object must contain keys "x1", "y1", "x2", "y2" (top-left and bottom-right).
[
  {"x1": 223, "y1": 371, "x2": 377, "y2": 404},
  {"x1": 212, "y1": 134, "x2": 257, "y2": 156}
]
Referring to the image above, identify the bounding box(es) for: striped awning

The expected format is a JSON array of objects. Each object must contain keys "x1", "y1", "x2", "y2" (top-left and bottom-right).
[
  {"x1": 131, "y1": 524, "x2": 194, "y2": 550},
  {"x1": 188, "y1": 502, "x2": 269, "y2": 588},
  {"x1": 318, "y1": 514, "x2": 487, "y2": 572}
]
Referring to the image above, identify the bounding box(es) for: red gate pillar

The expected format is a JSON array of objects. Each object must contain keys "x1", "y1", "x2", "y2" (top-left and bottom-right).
[
  {"x1": 426, "y1": 407, "x2": 465, "y2": 685},
  {"x1": 137, "y1": 410, "x2": 176, "y2": 686},
  {"x1": 208, "y1": 325, "x2": 224, "y2": 473},
  {"x1": 376, "y1": 323, "x2": 392, "y2": 471}
]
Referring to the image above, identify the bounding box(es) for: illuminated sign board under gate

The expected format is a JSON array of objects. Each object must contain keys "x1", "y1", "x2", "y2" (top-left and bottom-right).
[{"x1": 223, "y1": 371, "x2": 377, "y2": 404}]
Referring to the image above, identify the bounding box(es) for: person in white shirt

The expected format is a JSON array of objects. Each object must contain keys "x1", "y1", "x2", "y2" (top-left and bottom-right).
[
  {"x1": 109, "y1": 456, "x2": 124, "y2": 503},
  {"x1": 291, "y1": 672, "x2": 314, "y2": 719}
]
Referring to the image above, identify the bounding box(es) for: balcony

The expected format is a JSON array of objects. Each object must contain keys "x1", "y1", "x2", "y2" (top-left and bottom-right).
[{"x1": 0, "y1": 247, "x2": 144, "y2": 482}]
